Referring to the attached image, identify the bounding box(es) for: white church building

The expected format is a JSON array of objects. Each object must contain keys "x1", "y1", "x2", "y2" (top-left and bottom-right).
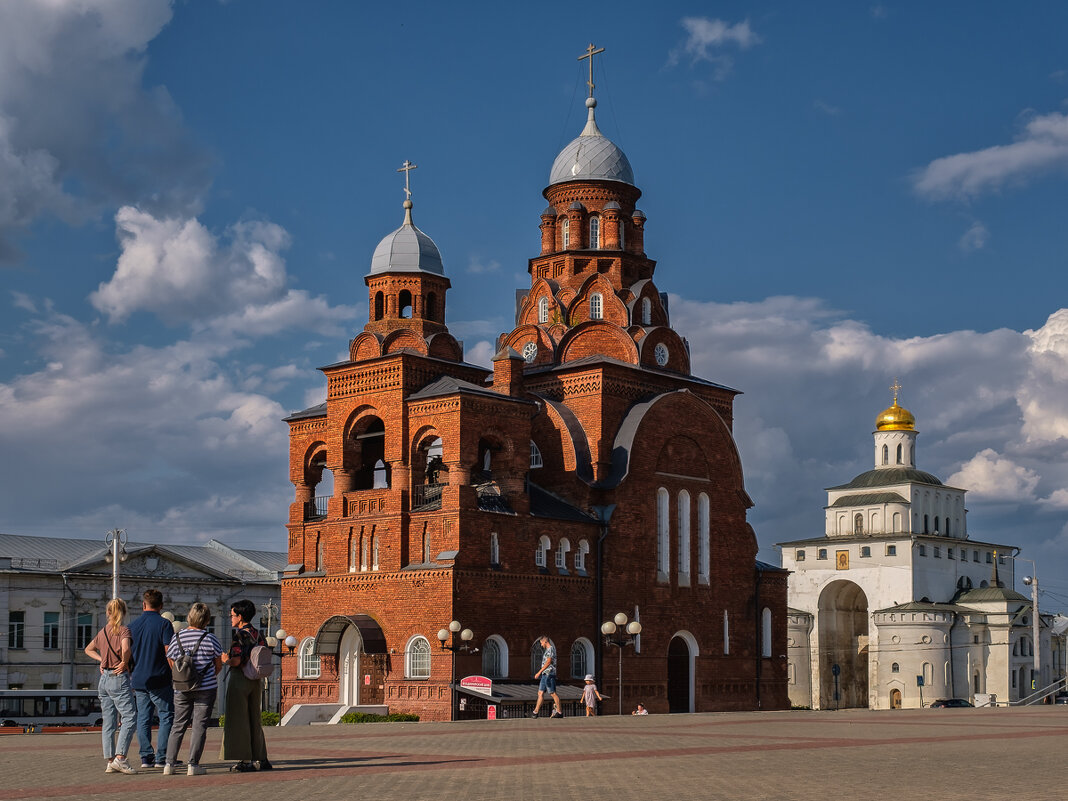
[{"x1": 778, "y1": 390, "x2": 1057, "y2": 709}]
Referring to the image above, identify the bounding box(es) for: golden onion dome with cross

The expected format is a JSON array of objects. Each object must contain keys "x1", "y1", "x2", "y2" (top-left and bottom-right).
[{"x1": 875, "y1": 380, "x2": 916, "y2": 431}]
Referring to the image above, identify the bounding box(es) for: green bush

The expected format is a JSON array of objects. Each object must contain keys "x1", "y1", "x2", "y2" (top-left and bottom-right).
[
  {"x1": 339, "y1": 712, "x2": 419, "y2": 724},
  {"x1": 217, "y1": 711, "x2": 280, "y2": 728}
]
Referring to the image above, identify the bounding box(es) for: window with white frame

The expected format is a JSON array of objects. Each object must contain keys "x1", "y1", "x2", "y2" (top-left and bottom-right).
[
  {"x1": 555, "y1": 538, "x2": 570, "y2": 570},
  {"x1": 536, "y1": 535, "x2": 550, "y2": 568},
  {"x1": 372, "y1": 535, "x2": 379, "y2": 570},
  {"x1": 761, "y1": 607, "x2": 772, "y2": 658},
  {"x1": 589, "y1": 216, "x2": 600, "y2": 249},
  {"x1": 298, "y1": 637, "x2": 321, "y2": 679},
  {"x1": 561, "y1": 217, "x2": 569, "y2": 249},
  {"x1": 571, "y1": 638, "x2": 594, "y2": 678},
  {"x1": 76, "y1": 613, "x2": 94, "y2": 650},
  {"x1": 538, "y1": 296, "x2": 549, "y2": 323},
  {"x1": 43, "y1": 612, "x2": 59, "y2": 650},
  {"x1": 489, "y1": 532, "x2": 499, "y2": 566},
  {"x1": 697, "y1": 493, "x2": 710, "y2": 581},
  {"x1": 656, "y1": 487, "x2": 670, "y2": 576},
  {"x1": 406, "y1": 636, "x2": 431, "y2": 679},
  {"x1": 575, "y1": 539, "x2": 589, "y2": 572},
  {"x1": 677, "y1": 490, "x2": 691, "y2": 577},
  {"x1": 530, "y1": 440, "x2": 543, "y2": 468},
  {"x1": 641, "y1": 296, "x2": 651, "y2": 325},
  {"x1": 349, "y1": 531, "x2": 358, "y2": 572},
  {"x1": 590, "y1": 293, "x2": 603, "y2": 320}
]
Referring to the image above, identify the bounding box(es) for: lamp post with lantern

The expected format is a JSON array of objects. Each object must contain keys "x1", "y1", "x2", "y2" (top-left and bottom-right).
[
  {"x1": 103, "y1": 529, "x2": 128, "y2": 600},
  {"x1": 268, "y1": 627, "x2": 297, "y2": 716},
  {"x1": 437, "y1": 621, "x2": 477, "y2": 721},
  {"x1": 601, "y1": 612, "x2": 642, "y2": 716}
]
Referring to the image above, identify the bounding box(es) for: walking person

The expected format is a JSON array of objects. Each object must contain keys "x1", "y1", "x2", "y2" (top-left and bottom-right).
[
  {"x1": 219, "y1": 599, "x2": 272, "y2": 772},
  {"x1": 581, "y1": 674, "x2": 603, "y2": 716},
  {"x1": 84, "y1": 598, "x2": 138, "y2": 774},
  {"x1": 129, "y1": 589, "x2": 175, "y2": 769},
  {"x1": 530, "y1": 635, "x2": 562, "y2": 718},
  {"x1": 162, "y1": 602, "x2": 223, "y2": 776}
]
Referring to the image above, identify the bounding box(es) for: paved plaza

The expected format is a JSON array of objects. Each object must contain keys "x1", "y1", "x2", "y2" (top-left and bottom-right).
[{"x1": 1, "y1": 706, "x2": 1066, "y2": 801}]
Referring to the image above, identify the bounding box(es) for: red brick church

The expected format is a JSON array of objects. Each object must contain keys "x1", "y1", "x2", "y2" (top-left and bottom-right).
[{"x1": 280, "y1": 51, "x2": 788, "y2": 721}]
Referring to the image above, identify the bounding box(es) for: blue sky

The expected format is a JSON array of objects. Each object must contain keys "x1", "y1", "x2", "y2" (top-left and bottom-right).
[{"x1": 3, "y1": 1, "x2": 1068, "y2": 611}]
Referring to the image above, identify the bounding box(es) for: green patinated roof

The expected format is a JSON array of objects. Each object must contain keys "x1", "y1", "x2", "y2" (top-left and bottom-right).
[
  {"x1": 828, "y1": 491, "x2": 908, "y2": 508},
  {"x1": 828, "y1": 467, "x2": 944, "y2": 491},
  {"x1": 954, "y1": 586, "x2": 1029, "y2": 603}
]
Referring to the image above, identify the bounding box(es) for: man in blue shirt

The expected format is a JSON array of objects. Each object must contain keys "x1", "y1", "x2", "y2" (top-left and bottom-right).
[{"x1": 128, "y1": 588, "x2": 175, "y2": 768}]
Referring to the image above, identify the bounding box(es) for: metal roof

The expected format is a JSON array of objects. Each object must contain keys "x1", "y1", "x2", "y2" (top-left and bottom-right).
[
  {"x1": 828, "y1": 467, "x2": 944, "y2": 491},
  {"x1": 828, "y1": 492, "x2": 908, "y2": 508},
  {"x1": 548, "y1": 99, "x2": 635, "y2": 187},
  {"x1": 368, "y1": 203, "x2": 445, "y2": 277}
]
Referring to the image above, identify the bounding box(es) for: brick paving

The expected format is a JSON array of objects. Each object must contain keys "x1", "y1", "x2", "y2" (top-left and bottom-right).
[{"x1": 1, "y1": 707, "x2": 1066, "y2": 801}]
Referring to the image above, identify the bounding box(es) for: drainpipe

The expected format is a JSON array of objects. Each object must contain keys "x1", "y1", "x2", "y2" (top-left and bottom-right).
[
  {"x1": 61, "y1": 574, "x2": 77, "y2": 689},
  {"x1": 591, "y1": 505, "x2": 615, "y2": 692},
  {"x1": 947, "y1": 611, "x2": 958, "y2": 699},
  {"x1": 755, "y1": 568, "x2": 762, "y2": 709}
]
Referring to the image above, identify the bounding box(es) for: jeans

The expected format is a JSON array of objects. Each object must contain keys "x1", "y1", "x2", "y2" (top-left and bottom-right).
[
  {"x1": 98, "y1": 672, "x2": 137, "y2": 759},
  {"x1": 135, "y1": 686, "x2": 175, "y2": 764},
  {"x1": 166, "y1": 688, "x2": 217, "y2": 767}
]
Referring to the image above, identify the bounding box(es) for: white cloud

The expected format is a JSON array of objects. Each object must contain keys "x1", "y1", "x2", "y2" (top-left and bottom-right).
[
  {"x1": 0, "y1": 0, "x2": 210, "y2": 258},
  {"x1": 466, "y1": 256, "x2": 501, "y2": 274},
  {"x1": 958, "y1": 221, "x2": 989, "y2": 252},
  {"x1": 814, "y1": 100, "x2": 841, "y2": 117},
  {"x1": 912, "y1": 111, "x2": 1068, "y2": 200},
  {"x1": 947, "y1": 449, "x2": 1040, "y2": 503},
  {"x1": 669, "y1": 17, "x2": 760, "y2": 79},
  {"x1": 465, "y1": 340, "x2": 496, "y2": 368}
]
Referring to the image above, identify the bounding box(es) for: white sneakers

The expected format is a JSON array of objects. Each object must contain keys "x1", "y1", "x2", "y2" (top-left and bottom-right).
[
  {"x1": 187, "y1": 765, "x2": 206, "y2": 775},
  {"x1": 107, "y1": 757, "x2": 137, "y2": 774},
  {"x1": 162, "y1": 764, "x2": 174, "y2": 775}
]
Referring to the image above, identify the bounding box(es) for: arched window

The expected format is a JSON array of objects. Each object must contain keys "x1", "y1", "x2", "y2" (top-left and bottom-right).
[
  {"x1": 882, "y1": 444, "x2": 889, "y2": 465},
  {"x1": 374, "y1": 291, "x2": 384, "y2": 320},
  {"x1": 555, "y1": 538, "x2": 570, "y2": 570},
  {"x1": 697, "y1": 493, "x2": 710, "y2": 582},
  {"x1": 489, "y1": 532, "x2": 499, "y2": 566},
  {"x1": 298, "y1": 637, "x2": 321, "y2": 679},
  {"x1": 373, "y1": 459, "x2": 388, "y2": 489},
  {"x1": 922, "y1": 662, "x2": 932, "y2": 685},
  {"x1": 656, "y1": 488, "x2": 670, "y2": 576},
  {"x1": 349, "y1": 534, "x2": 358, "y2": 573},
  {"x1": 891, "y1": 662, "x2": 900, "y2": 673},
  {"x1": 761, "y1": 608, "x2": 772, "y2": 657},
  {"x1": 561, "y1": 217, "x2": 570, "y2": 249},
  {"x1": 530, "y1": 637, "x2": 553, "y2": 677},
  {"x1": 896, "y1": 443, "x2": 903, "y2": 464},
  {"x1": 590, "y1": 292, "x2": 603, "y2": 320},
  {"x1": 316, "y1": 535, "x2": 325, "y2": 572},
  {"x1": 924, "y1": 514, "x2": 929, "y2": 534},
  {"x1": 536, "y1": 535, "x2": 550, "y2": 568},
  {"x1": 538, "y1": 296, "x2": 549, "y2": 323},
  {"x1": 576, "y1": 539, "x2": 589, "y2": 572},
  {"x1": 723, "y1": 610, "x2": 730, "y2": 655},
  {"x1": 854, "y1": 513, "x2": 863, "y2": 535},
  {"x1": 934, "y1": 516, "x2": 940, "y2": 533},
  {"x1": 372, "y1": 534, "x2": 379, "y2": 571},
  {"x1": 530, "y1": 441, "x2": 543, "y2": 468},
  {"x1": 398, "y1": 289, "x2": 413, "y2": 318},
  {"x1": 677, "y1": 490, "x2": 691, "y2": 577},
  {"x1": 570, "y1": 638, "x2": 594, "y2": 678},
  {"x1": 361, "y1": 530, "x2": 370, "y2": 571},
  {"x1": 619, "y1": 218, "x2": 625, "y2": 251},
  {"x1": 945, "y1": 519, "x2": 951, "y2": 536},
  {"x1": 589, "y1": 216, "x2": 600, "y2": 249},
  {"x1": 406, "y1": 636, "x2": 431, "y2": 679},
  {"x1": 482, "y1": 635, "x2": 508, "y2": 678},
  {"x1": 641, "y1": 296, "x2": 651, "y2": 325}
]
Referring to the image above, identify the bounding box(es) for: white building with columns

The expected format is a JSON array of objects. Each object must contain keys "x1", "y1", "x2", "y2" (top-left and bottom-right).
[{"x1": 778, "y1": 391, "x2": 1059, "y2": 710}]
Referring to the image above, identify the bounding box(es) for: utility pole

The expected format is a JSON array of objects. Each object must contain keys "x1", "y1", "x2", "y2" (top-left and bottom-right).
[{"x1": 1022, "y1": 573, "x2": 1041, "y2": 694}]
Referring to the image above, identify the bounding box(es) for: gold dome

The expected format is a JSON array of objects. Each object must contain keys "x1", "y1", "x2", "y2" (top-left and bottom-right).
[{"x1": 875, "y1": 401, "x2": 915, "y2": 431}]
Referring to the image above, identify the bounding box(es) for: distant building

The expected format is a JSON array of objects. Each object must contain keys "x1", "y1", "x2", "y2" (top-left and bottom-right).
[
  {"x1": 279, "y1": 55, "x2": 789, "y2": 722},
  {"x1": 779, "y1": 392, "x2": 1059, "y2": 709},
  {"x1": 0, "y1": 533, "x2": 284, "y2": 709}
]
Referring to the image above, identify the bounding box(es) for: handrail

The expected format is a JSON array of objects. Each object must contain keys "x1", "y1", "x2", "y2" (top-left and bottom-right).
[{"x1": 1011, "y1": 676, "x2": 1067, "y2": 706}]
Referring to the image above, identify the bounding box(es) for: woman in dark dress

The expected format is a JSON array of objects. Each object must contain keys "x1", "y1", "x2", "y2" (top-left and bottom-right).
[{"x1": 219, "y1": 599, "x2": 272, "y2": 772}]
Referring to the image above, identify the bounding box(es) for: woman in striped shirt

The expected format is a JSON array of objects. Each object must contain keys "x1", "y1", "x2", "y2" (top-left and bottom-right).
[{"x1": 162, "y1": 603, "x2": 223, "y2": 775}]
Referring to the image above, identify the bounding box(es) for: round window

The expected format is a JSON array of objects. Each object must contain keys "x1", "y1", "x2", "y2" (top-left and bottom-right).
[
  {"x1": 522, "y1": 341, "x2": 538, "y2": 363},
  {"x1": 654, "y1": 343, "x2": 669, "y2": 366}
]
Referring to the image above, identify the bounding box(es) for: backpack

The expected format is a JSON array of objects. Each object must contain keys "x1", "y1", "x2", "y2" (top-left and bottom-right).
[
  {"x1": 171, "y1": 630, "x2": 209, "y2": 692},
  {"x1": 241, "y1": 642, "x2": 273, "y2": 680}
]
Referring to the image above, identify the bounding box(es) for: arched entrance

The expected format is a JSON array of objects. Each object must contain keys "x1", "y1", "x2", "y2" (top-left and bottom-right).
[
  {"x1": 312, "y1": 614, "x2": 388, "y2": 707},
  {"x1": 817, "y1": 580, "x2": 869, "y2": 709},
  {"x1": 667, "y1": 632, "x2": 698, "y2": 713},
  {"x1": 890, "y1": 688, "x2": 902, "y2": 709}
]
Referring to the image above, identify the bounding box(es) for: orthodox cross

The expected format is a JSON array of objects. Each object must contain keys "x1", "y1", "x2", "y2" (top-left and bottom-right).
[
  {"x1": 578, "y1": 43, "x2": 605, "y2": 98},
  {"x1": 397, "y1": 159, "x2": 417, "y2": 200},
  {"x1": 890, "y1": 378, "x2": 902, "y2": 403}
]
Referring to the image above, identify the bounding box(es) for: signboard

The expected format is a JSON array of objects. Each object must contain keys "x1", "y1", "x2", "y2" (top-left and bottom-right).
[
  {"x1": 364, "y1": 674, "x2": 371, "y2": 686},
  {"x1": 916, "y1": 675, "x2": 924, "y2": 687},
  {"x1": 836, "y1": 550, "x2": 849, "y2": 570},
  {"x1": 487, "y1": 705, "x2": 497, "y2": 720},
  {"x1": 460, "y1": 675, "x2": 493, "y2": 694}
]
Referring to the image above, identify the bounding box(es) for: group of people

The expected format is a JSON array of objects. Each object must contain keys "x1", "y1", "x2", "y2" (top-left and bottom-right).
[
  {"x1": 84, "y1": 590, "x2": 272, "y2": 776},
  {"x1": 530, "y1": 634, "x2": 649, "y2": 718}
]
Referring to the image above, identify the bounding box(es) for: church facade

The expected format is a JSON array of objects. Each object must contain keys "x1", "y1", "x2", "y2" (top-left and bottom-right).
[
  {"x1": 779, "y1": 392, "x2": 1057, "y2": 709},
  {"x1": 279, "y1": 58, "x2": 788, "y2": 721}
]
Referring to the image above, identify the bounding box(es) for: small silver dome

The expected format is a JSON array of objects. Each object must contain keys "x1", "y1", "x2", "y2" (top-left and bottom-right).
[
  {"x1": 368, "y1": 200, "x2": 445, "y2": 276},
  {"x1": 603, "y1": 200, "x2": 621, "y2": 210},
  {"x1": 568, "y1": 201, "x2": 586, "y2": 211},
  {"x1": 549, "y1": 98, "x2": 634, "y2": 187}
]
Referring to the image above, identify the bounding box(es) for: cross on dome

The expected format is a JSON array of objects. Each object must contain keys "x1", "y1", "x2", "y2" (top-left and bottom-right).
[
  {"x1": 397, "y1": 159, "x2": 417, "y2": 202},
  {"x1": 578, "y1": 43, "x2": 605, "y2": 98},
  {"x1": 890, "y1": 378, "x2": 902, "y2": 404}
]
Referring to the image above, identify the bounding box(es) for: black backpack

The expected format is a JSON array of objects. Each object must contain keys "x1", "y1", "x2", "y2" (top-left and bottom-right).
[{"x1": 171, "y1": 630, "x2": 209, "y2": 691}]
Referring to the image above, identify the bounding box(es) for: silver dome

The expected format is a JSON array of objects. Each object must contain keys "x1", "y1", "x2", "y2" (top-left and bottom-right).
[
  {"x1": 368, "y1": 201, "x2": 445, "y2": 276},
  {"x1": 549, "y1": 98, "x2": 634, "y2": 187}
]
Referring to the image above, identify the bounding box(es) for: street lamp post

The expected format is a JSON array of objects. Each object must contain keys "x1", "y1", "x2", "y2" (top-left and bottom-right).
[
  {"x1": 601, "y1": 612, "x2": 642, "y2": 716},
  {"x1": 103, "y1": 529, "x2": 128, "y2": 600},
  {"x1": 437, "y1": 621, "x2": 477, "y2": 721},
  {"x1": 269, "y1": 628, "x2": 297, "y2": 716},
  {"x1": 1010, "y1": 555, "x2": 1043, "y2": 697}
]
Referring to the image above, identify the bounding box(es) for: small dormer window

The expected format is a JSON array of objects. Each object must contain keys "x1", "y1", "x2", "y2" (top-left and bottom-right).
[
  {"x1": 538, "y1": 297, "x2": 549, "y2": 323},
  {"x1": 561, "y1": 217, "x2": 569, "y2": 249},
  {"x1": 641, "y1": 297, "x2": 651, "y2": 325},
  {"x1": 589, "y1": 216, "x2": 600, "y2": 249},
  {"x1": 590, "y1": 293, "x2": 603, "y2": 320}
]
